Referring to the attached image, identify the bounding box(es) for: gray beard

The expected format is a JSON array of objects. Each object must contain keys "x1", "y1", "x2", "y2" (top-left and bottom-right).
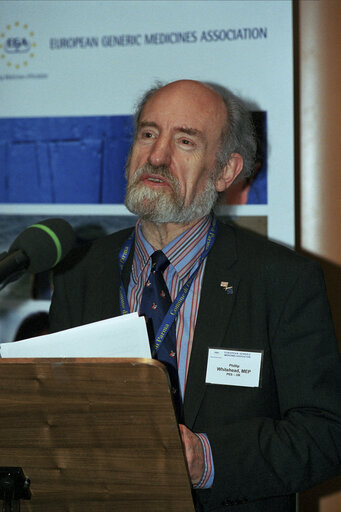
[{"x1": 125, "y1": 164, "x2": 218, "y2": 224}]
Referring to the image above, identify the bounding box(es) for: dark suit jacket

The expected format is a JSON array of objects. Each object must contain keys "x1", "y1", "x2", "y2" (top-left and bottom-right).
[{"x1": 49, "y1": 220, "x2": 341, "y2": 511}]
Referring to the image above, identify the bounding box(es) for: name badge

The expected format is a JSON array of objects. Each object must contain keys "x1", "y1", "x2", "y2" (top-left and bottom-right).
[{"x1": 205, "y1": 348, "x2": 263, "y2": 387}]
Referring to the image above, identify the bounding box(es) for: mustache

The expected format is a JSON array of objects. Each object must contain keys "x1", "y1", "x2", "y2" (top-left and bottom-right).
[{"x1": 130, "y1": 164, "x2": 179, "y2": 189}]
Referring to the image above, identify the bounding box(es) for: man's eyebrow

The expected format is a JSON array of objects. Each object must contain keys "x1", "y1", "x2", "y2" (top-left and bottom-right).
[
  {"x1": 138, "y1": 121, "x2": 205, "y2": 141},
  {"x1": 138, "y1": 121, "x2": 158, "y2": 129},
  {"x1": 175, "y1": 126, "x2": 202, "y2": 137}
]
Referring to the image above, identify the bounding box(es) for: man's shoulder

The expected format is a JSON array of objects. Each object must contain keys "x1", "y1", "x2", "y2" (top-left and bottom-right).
[
  {"x1": 54, "y1": 225, "x2": 135, "y2": 275},
  {"x1": 213, "y1": 220, "x2": 325, "y2": 304},
  {"x1": 92, "y1": 226, "x2": 135, "y2": 251},
  {"x1": 217, "y1": 220, "x2": 315, "y2": 270}
]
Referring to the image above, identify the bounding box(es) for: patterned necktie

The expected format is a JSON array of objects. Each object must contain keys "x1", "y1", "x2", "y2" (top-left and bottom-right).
[{"x1": 139, "y1": 250, "x2": 181, "y2": 419}]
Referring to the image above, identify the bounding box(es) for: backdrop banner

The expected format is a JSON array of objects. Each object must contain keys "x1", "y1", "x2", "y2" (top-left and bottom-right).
[{"x1": 0, "y1": 0, "x2": 293, "y2": 342}]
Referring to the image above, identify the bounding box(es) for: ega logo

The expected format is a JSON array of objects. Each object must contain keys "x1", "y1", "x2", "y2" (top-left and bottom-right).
[
  {"x1": 5, "y1": 37, "x2": 31, "y2": 54},
  {"x1": 0, "y1": 21, "x2": 36, "y2": 69}
]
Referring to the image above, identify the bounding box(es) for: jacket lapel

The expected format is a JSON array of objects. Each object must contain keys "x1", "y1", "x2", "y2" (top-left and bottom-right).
[
  {"x1": 184, "y1": 221, "x2": 240, "y2": 427},
  {"x1": 97, "y1": 227, "x2": 135, "y2": 320}
]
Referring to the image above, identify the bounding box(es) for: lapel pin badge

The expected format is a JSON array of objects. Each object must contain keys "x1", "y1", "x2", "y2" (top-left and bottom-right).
[{"x1": 220, "y1": 281, "x2": 233, "y2": 294}]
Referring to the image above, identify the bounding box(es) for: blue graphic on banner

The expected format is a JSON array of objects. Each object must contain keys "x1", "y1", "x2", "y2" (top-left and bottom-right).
[
  {"x1": 0, "y1": 116, "x2": 134, "y2": 203},
  {"x1": 0, "y1": 114, "x2": 266, "y2": 204}
]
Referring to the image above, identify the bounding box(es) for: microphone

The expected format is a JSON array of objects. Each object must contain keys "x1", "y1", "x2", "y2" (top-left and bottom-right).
[{"x1": 0, "y1": 218, "x2": 75, "y2": 289}]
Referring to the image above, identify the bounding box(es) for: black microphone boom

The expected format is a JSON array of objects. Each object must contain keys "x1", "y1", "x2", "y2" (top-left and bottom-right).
[{"x1": 0, "y1": 218, "x2": 75, "y2": 289}]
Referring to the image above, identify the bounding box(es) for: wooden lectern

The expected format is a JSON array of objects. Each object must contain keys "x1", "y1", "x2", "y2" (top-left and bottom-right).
[{"x1": 0, "y1": 358, "x2": 195, "y2": 511}]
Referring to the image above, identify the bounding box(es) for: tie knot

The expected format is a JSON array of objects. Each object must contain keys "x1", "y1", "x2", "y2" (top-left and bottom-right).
[{"x1": 151, "y1": 250, "x2": 170, "y2": 273}]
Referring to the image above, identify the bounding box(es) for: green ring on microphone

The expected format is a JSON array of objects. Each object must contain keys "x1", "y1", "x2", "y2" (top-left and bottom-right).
[{"x1": 29, "y1": 223, "x2": 62, "y2": 267}]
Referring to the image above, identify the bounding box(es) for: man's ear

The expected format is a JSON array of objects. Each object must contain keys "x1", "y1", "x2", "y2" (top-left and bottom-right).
[{"x1": 215, "y1": 153, "x2": 244, "y2": 192}]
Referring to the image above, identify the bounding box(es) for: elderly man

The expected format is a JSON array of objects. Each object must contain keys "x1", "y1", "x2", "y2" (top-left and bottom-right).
[{"x1": 50, "y1": 80, "x2": 341, "y2": 511}]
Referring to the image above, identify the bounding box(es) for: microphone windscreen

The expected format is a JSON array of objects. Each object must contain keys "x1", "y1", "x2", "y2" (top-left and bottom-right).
[{"x1": 9, "y1": 218, "x2": 75, "y2": 273}]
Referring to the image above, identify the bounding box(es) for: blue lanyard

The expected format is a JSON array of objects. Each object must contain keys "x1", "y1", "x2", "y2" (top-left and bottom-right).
[
  {"x1": 118, "y1": 230, "x2": 135, "y2": 315},
  {"x1": 118, "y1": 217, "x2": 218, "y2": 355}
]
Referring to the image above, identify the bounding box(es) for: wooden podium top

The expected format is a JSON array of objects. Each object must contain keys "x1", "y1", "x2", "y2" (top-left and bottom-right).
[{"x1": 0, "y1": 358, "x2": 195, "y2": 511}]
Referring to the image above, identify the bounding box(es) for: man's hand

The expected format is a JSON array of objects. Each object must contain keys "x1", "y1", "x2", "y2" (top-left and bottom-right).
[{"x1": 179, "y1": 424, "x2": 204, "y2": 485}]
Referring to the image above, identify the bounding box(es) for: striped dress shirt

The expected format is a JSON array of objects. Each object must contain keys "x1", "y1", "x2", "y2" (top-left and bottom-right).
[{"x1": 127, "y1": 215, "x2": 214, "y2": 488}]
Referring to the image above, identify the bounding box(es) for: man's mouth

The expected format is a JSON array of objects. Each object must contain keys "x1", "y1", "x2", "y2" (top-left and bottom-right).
[
  {"x1": 140, "y1": 174, "x2": 170, "y2": 187},
  {"x1": 147, "y1": 177, "x2": 163, "y2": 183}
]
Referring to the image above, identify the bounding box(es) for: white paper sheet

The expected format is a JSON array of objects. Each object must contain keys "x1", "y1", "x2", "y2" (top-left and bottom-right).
[{"x1": 0, "y1": 312, "x2": 151, "y2": 359}]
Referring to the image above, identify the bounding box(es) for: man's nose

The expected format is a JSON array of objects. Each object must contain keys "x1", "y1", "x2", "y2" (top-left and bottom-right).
[{"x1": 147, "y1": 136, "x2": 171, "y2": 168}]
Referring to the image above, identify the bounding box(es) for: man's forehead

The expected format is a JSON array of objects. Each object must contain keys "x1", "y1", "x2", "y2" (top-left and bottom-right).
[{"x1": 139, "y1": 81, "x2": 227, "y2": 134}]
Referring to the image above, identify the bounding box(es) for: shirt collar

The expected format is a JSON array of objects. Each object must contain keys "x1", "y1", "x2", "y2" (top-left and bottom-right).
[{"x1": 133, "y1": 215, "x2": 212, "y2": 281}]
